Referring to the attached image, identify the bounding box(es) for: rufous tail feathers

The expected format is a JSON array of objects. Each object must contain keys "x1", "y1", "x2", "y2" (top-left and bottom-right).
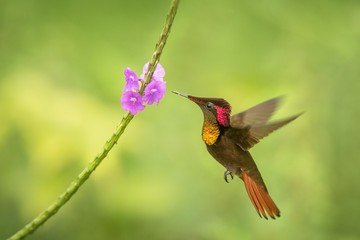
[{"x1": 243, "y1": 172, "x2": 280, "y2": 219}]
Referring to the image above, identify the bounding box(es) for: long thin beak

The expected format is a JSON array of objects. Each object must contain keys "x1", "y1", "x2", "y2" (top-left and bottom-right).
[{"x1": 172, "y1": 91, "x2": 188, "y2": 98}]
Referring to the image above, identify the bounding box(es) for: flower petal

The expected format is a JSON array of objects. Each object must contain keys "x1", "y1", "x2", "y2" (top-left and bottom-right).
[
  {"x1": 124, "y1": 68, "x2": 140, "y2": 91},
  {"x1": 140, "y1": 62, "x2": 165, "y2": 81},
  {"x1": 124, "y1": 68, "x2": 138, "y2": 81},
  {"x1": 143, "y1": 80, "x2": 166, "y2": 105},
  {"x1": 121, "y1": 91, "x2": 145, "y2": 115},
  {"x1": 124, "y1": 81, "x2": 140, "y2": 91}
]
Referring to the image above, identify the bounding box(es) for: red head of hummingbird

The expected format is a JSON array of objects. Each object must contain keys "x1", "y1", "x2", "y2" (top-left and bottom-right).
[{"x1": 172, "y1": 91, "x2": 301, "y2": 219}]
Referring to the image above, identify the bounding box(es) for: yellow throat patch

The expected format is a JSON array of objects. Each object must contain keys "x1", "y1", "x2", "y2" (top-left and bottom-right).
[{"x1": 202, "y1": 122, "x2": 220, "y2": 145}]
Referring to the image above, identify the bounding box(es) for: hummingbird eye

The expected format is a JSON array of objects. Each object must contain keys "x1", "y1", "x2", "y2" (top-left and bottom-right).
[{"x1": 206, "y1": 102, "x2": 214, "y2": 109}]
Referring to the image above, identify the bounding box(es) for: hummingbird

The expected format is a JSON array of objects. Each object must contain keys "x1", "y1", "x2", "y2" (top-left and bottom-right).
[{"x1": 172, "y1": 91, "x2": 301, "y2": 219}]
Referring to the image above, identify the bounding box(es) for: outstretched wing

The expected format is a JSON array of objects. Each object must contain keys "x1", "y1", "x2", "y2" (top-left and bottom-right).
[
  {"x1": 229, "y1": 97, "x2": 301, "y2": 150},
  {"x1": 230, "y1": 97, "x2": 282, "y2": 128}
]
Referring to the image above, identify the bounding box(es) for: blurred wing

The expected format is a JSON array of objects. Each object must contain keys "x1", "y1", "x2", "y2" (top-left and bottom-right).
[
  {"x1": 230, "y1": 97, "x2": 282, "y2": 128},
  {"x1": 227, "y1": 114, "x2": 301, "y2": 150}
]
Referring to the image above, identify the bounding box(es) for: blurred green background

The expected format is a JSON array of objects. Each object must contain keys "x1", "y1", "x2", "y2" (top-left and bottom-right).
[{"x1": 1, "y1": 0, "x2": 360, "y2": 239}]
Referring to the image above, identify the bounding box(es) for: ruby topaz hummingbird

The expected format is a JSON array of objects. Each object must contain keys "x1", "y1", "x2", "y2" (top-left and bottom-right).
[{"x1": 172, "y1": 91, "x2": 301, "y2": 219}]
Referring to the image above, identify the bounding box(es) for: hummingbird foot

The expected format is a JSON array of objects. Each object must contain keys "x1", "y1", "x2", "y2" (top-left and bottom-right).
[{"x1": 224, "y1": 170, "x2": 234, "y2": 183}]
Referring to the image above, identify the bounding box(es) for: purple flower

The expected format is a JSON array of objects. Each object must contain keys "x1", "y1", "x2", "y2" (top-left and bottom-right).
[
  {"x1": 140, "y1": 63, "x2": 165, "y2": 81},
  {"x1": 120, "y1": 62, "x2": 166, "y2": 114},
  {"x1": 121, "y1": 91, "x2": 145, "y2": 115},
  {"x1": 124, "y1": 68, "x2": 140, "y2": 91},
  {"x1": 143, "y1": 80, "x2": 166, "y2": 105}
]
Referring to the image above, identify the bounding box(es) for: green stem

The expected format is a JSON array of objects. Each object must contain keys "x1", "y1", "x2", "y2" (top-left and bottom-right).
[
  {"x1": 140, "y1": 0, "x2": 179, "y2": 90},
  {"x1": 7, "y1": 0, "x2": 179, "y2": 239}
]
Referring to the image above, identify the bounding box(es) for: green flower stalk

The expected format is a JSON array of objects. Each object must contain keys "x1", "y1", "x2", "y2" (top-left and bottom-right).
[{"x1": 7, "y1": 0, "x2": 179, "y2": 239}]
